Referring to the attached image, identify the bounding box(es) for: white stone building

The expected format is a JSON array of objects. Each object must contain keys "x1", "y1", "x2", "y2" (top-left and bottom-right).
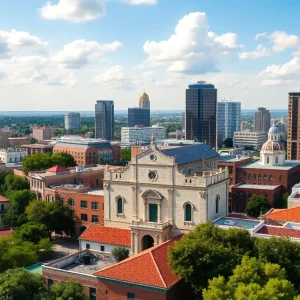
[
  {"x1": 0, "y1": 148, "x2": 27, "y2": 163},
  {"x1": 103, "y1": 141, "x2": 229, "y2": 254},
  {"x1": 233, "y1": 130, "x2": 268, "y2": 150}
]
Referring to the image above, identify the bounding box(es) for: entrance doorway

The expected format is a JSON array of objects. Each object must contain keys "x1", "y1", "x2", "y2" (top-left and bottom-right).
[{"x1": 142, "y1": 235, "x2": 154, "y2": 250}]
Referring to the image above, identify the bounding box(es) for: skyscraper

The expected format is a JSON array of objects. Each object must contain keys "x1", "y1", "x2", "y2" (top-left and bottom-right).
[
  {"x1": 139, "y1": 92, "x2": 150, "y2": 109},
  {"x1": 287, "y1": 93, "x2": 300, "y2": 160},
  {"x1": 218, "y1": 101, "x2": 241, "y2": 139},
  {"x1": 95, "y1": 101, "x2": 114, "y2": 140},
  {"x1": 128, "y1": 108, "x2": 150, "y2": 127},
  {"x1": 185, "y1": 81, "x2": 217, "y2": 148},
  {"x1": 254, "y1": 107, "x2": 270, "y2": 132},
  {"x1": 65, "y1": 112, "x2": 81, "y2": 131}
]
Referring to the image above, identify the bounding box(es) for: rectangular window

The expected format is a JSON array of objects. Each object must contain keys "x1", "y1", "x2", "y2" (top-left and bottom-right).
[
  {"x1": 81, "y1": 200, "x2": 88, "y2": 208},
  {"x1": 89, "y1": 287, "x2": 96, "y2": 300},
  {"x1": 92, "y1": 215, "x2": 99, "y2": 223},
  {"x1": 81, "y1": 214, "x2": 88, "y2": 221},
  {"x1": 68, "y1": 198, "x2": 75, "y2": 206},
  {"x1": 86, "y1": 243, "x2": 90, "y2": 249},
  {"x1": 48, "y1": 278, "x2": 54, "y2": 289},
  {"x1": 0, "y1": 204, "x2": 4, "y2": 211},
  {"x1": 100, "y1": 245, "x2": 105, "y2": 252},
  {"x1": 92, "y1": 202, "x2": 99, "y2": 210},
  {"x1": 149, "y1": 204, "x2": 158, "y2": 222},
  {"x1": 127, "y1": 292, "x2": 135, "y2": 300}
]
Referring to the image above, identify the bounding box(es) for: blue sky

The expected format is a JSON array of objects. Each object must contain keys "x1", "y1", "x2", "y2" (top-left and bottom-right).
[{"x1": 0, "y1": 0, "x2": 300, "y2": 111}]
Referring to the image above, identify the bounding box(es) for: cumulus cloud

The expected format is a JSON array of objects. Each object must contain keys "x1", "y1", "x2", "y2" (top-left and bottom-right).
[
  {"x1": 143, "y1": 12, "x2": 242, "y2": 74},
  {"x1": 270, "y1": 31, "x2": 300, "y2": 52},
  {"x1": 52, "y1": 39, "x2": 122, "y2": 68},
  {"x1": 39, "y1": 0, "x2": 105, "y2": 23},
  {"x1": 239, "y1": 44, "x2": 271, "y2": 59},
  {"x1": 255, "y1": 32, "x2": 267, "y2": 39},
  {"x1": 0, "y1": 29, "x2": 48, "y2": 58},
  {"x1": 121, "y1": 0, "x2": 157, "y2": 4}
]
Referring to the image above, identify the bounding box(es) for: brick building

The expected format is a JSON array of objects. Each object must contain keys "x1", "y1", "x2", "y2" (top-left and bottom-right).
[
  {"x1": 32, "y1": 125, "x2": 52, "y2": 141},
  {"x1": 8, "y1": 137, "x2": 29, "y2": 147},
  {"x1": 53, "y1": 136, "x2": 120, "y2": 165},
  {"x1": 21, "y1": 143, "x2": 54, "y2": 155}
]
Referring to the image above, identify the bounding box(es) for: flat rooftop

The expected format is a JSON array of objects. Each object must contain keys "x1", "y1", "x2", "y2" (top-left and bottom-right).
[
  {"x1": 238, "y1": 160, "x2": 300, "y2": 170},
  {"x1": 213, "y1": 217, "x2": 263, "y2": 230},
  {"x1": 44, "y1": 250, "x2": 116, "y2": 276},
  {"x1": 233, "y1": 184, "x2": 281, "y2": 190},
  {"x1": 219, "y1": 156, "x2": 252, "y2": 163},
  {"x1": 83, "y1": 190, "x2": 104, "y2": 196}
]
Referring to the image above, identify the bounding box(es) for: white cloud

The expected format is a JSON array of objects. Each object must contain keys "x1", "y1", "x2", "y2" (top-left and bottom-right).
[
  {"x1": 270, "y1": 31, "x2": 300, "y2": 52},
  {"x1": 239, "y1": 44, "x2": 271, "y2": 59},
  {"x1": 143, "y1": 12, "x2": 242, "y2": 74},
  {"x1": 52, "y1": 39, "x2": 122, "y2": 68},
  {"x1": 0, "y1": 29, "x2": 48, "y2": 58},
  {"x1": 39, "y1": 0, "x2": 105, "y2": 23},
  {"x1": 121, "y1": 0, "x2": 157, "y2": 4},
  {"x1": 255, "y1": 32, "x2": 267, "y2": 39}
]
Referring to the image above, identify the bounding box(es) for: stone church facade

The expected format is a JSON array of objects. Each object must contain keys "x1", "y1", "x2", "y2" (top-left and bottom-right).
[{"x1": 104, "y1": 142, "x2": 229, "y2": 254}]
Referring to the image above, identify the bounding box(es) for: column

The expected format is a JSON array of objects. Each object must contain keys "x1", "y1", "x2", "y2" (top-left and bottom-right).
[
  {"x1": 131, "y1": 186, "x2": 137, "y2": 219},
  {"x1": 158, "y1": 203, "x2": 161, "y2": 223},
  {"x1": 131, "y1": 232, "x2": 135, "y2": 254},
  {"x1": 167, "y1": 188, "x2": 174, "y2": 223}
]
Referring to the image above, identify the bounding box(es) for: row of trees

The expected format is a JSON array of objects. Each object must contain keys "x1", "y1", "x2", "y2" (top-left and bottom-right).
[{"x1": 168, "y1": 223, "x2": 300, "y2": 298}]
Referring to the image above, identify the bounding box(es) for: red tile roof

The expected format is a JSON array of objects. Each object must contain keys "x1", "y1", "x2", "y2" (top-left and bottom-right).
[
  {"x1": 47, "y1": 166, "x2": 69, "y2": 173},
  {"x1": 256, "y1": 225, "x2": 300, "y2": 239},
  {"x1": 264, "y1": 207, "x2": 300, "y2": 223},
  {"x1": 0, "y1": 195, "x2": 9, "y2": 202},
  {"x1": 0, "y1": 229, "x2": 12, "y2": 237},
  {"x1": 79, "y1": 225, "x2": 131, "y2": 247},
  {"x1": 95, "y1": 235, "x2": 183, "y2": 289}
]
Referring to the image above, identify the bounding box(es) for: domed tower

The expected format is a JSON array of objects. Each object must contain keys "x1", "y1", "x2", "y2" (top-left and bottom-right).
[
  {"x1": 260, "y1": 122, "x2": 285, "y2": 166},
  {"x1": 139, "y1": 92, "x2": 150, "y2": 109}
]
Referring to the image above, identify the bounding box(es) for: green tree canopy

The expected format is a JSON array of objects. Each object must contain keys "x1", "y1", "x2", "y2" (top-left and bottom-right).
[
  {"x1": 3, "y1": 173, "x2": 29, "y2": 192},
  {"x1": 168, "y1": 223, "x2": 254, "y2": 292},
  {"x1": 26, "y1": 200, "x2": 74, "y2": 237},
  {"x1": 223, "y1": 138, "x2": 233, "y2": 148},
  {"x1": 112, "y1": 247, "x2": 129, "y2": 262},
  {"x1": 120, "y1": 149, "x2": 131, "y2": 162},
  {"x1": 0, "y1": 268, "x2": 47, "y2": 300},
  {"x1": 245, "y1": 194, "x2": 271, "y2": 218},
  {"x1": 29, "y1": 137, "x2": 38, "y2": 144},
  {"x1": 13, "y1": 222, "x2": 48, "y2": 244},
  {"x1": 203, "y1": 256, "x2": 297, "y2": 300},
  {"x1": 49, "y1": 281, "x2": 88, "y2": 300}
]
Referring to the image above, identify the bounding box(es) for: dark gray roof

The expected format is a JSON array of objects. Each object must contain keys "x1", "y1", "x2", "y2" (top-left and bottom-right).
[
  {"x1": 160, "y1": 144, "x2": 219, "y2": 164},
  {"x1": 55, "y1": 142, "x2": 112, "y2": 150}
]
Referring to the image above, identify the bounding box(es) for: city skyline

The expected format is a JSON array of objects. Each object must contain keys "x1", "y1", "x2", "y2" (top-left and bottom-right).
[{"x1": 1, "y1": 1, "x2": 300, "y2": 111}]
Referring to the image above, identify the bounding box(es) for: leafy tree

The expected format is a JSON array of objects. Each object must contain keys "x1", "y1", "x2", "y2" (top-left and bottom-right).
[
  {"x1": 29, "y1": 137, "x2": 38, "y2": 144},
  {"x1": 0, "y1": 268, "x2": 47, "y2": 300},
  {"x1": 13, "y1": 222, "x2": 48, "y2": 244},
  {"x1": 255, "y1": 237, "x2": 300, "y2": 290},
  {"x1": 168, "y1": 223, "x2": 254, "y2": 292},
  {"x1": 49, "y1": 281, "x2": 88, "y2": 300},
  {"x1": 2, "y1": 190, "x2": 36, "y2": 228},
  {"x1": 203, "y1": 256, "x2": 297, "y2": 300},
  {"x1": 245, "y1": 194, "x2": 271, "y2": 218},
  {"x1": 3, "y1": 173, "x2": 29, "y2": 193},
  {"x1": 244, "y1": 145, "x2": 255, "y2": 150},
  {"x1": 26, "y1": 200, "x2": 74, "y2": 237},
  {"x1": 223, "y1": 138, "x2": 233, "y2": 148},
  {"x1": 120, "y1": 149, "x2": 131, "y2": 162},
  {"x1": 52, "y1": 152, "x2": 77, "y2": 168},
  {"x1": 276, "y1": 192, "x2": 289, "y2": 209},
  {"x1": 112, "y1": 247, "x2": 129, "y2": 262}
]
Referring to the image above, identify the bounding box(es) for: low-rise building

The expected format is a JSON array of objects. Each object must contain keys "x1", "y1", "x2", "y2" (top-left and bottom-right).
[
  {"x1": 0, "y1": 148, "x2": 27, "y2": 163},
  {"x1": 8, "y1": 137, "x2": 29, "y2": 147},
  {"x1": 233, "y1": 130, "x2": 267, "y2": 150},
  {"x1": 32, "y1": 125, "x2": 52, "y2": 141},
  {"x1": 21, "y1": 143, "x2": 54, "y2": 155},
  {"x1": 0, "y1": 195, "x2": 9, "y2": 228}
]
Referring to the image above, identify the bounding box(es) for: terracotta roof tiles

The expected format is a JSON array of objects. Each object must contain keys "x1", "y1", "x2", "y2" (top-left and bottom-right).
[
  {"x1": 47, "y1": 165, "x2": 69, "y2": 173},
  {"x1": 264, "y1": 207, "x2": 300, "y2": 223},
  {"x1": 256, "y1": 225, "x2": 300, "y2": 239},
  {"x1": 0, "y1": 195, "x2": 9, "y2": 202}
]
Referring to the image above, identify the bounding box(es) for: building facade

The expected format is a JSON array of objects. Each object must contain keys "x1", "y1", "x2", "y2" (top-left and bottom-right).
[
  {"x1": 233, "y1": 131, "x2": 268, "y2": 150},
  {"x1": 21, "y1": 143, "x2": 53, "y2": 155},
  {"x1": 65, "y1": 112, "x2": 81, "y2": 131},
  {"x1": 128, "y1": 108, "x2": 150, "y2": 127},
  {"x1": 8, "y1": 137, "x2": 29, "y2": 147},
  {"x1": 95, "y1": 100, "x2": 114, "y2": 141},
  {"x1": 32, "y1": 125, "x2": 52, "y2": 141},
  {"x1": 121, "y1": 126, "x2": 166, "y2": 148},
  {"x1": 185, "y1": 81, "x2": 217, "y2": 148},
  {"x1": 0, "y1": 195, "x2": 9, "y2": 228},
  {"x1": 0, "y1": 148, "x2": 27, "y2": 163},
  {"x1": 139, "y1": 92, "x2": 150, "y2": 109},
  {"x1": 240, "y1": 121, "x2": 249, "y2": 131},
  {"x1": 254, "y1": 107, "x2": 270, "y2": 132},
  {"x1": 218, "y1": 101, "x2": 241, "y2": 139}
]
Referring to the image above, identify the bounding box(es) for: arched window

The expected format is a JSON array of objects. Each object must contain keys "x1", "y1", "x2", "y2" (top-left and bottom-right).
[
  {"x1": 253, "y1": 174, "x2": 257, "y2": 180},
  {"x1": 275, "y1": 157, "x2": 279, "y2": 164},
  {"x1": 216, "y1": 195, "x2": 220, "y2": 214},
  {"x1": 117, "y1": 197, "x2": 123, "y2": 214},
  {"x1": 267, "y1": 156, "x2": 269, "y2": 164},
  {"x1": 248, "y1": 174, "x2": 252, "y2": 179},
  {"x1": 185, "y1": 204, "x2": 192, "y2": 222}
]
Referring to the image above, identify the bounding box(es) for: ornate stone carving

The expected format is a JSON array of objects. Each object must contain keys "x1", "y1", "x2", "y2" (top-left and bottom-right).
[
  {"x1": 199, "y1": 190, "x2": 206, "y2": 198},
  {"x1": 104, "y1": 183, "x2": 109, "y2": 190},
  {"x1": 131, "y1": 186, "x2": 136, "y2": 192}
]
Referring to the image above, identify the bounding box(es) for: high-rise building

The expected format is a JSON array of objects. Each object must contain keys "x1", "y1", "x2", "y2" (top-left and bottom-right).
[
  {"x1": 128, "y1": 108, "x2": 150, "y2": 127},
  {"x1": 254, "y1": 107, "x2": 270, "y2": 132},
  {"x1": 241, "y1": 121, "x2": 249, "y2": 131},
  {"x1": 185, "y1": 81, "x2": 217, "y2": 148},
  {"x1": 32, "y1": 125, "x2": 52, "y2": 141},
  {"x1": 95, "y1": 101, "x2": 114, "y2": 140},
  {"x1": 139, "y1": 92, "x2": 150, "y2": 109},
  {"x1": 217, "y1": 101, "x2": 241, "y2": 139},
  {"x1": 287, "y1": 93, "x2": 300, "y2": 160},
  {"x1": 65, "y1": 112, "x2": 81, "y2": 131}
]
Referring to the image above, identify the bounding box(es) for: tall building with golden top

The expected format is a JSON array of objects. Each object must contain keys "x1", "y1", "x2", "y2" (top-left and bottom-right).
[{"x1": 139, "y1": 92, "x2": 150, "y2": 109}]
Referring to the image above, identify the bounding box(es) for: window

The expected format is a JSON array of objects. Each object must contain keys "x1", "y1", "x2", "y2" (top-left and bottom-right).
[
  {"x1": 0, "y1": 204, "x2": 4, "y2": 211},
  {"x1": 267, "y1": 156, "x2": 269, "y2": 164},
  {"x1": 248, "y1": 174, "x2": 252, "y2": 179},
  {"x1": 253, "y1": 174, "x2": 257, "y2": 180},
  {"x1": 117, "y1": 197, "x2": 123, "y2": 214},
  {"x1": 275, "y1": 157, "x2": 279, "y2": 164},
  {"x1": 68, "y1": 198, "x2": 75, "y2": 206},
  {"x1": 184, "y1": 203, "x2": 192, "y2": 221},
  {"x1": 81, "y1": 201, "x2": 88, "y2": 208},
  {"x1": 216, "y1": 195, "x2": 220, "y2": 214},
  {"x1": 48, "y1": 278, "x2": 54, "y2": 289},
  {"x1": 86, "y1": 243, "x2": 90, "y2": 249},
  {"x1": 149, "y1": 204, "x2": 158, "y2": 222},
  {"x1": 258, "y1": 174, "x2": 261, "y2": 180},
  {"x1": 92, "y1": 215, "x2": 99, "y2": 223},
  {"x1": 263, "y1": 174, "x2": 267, "y2": 180},
  {"x1": 100, "y1": 245, "x2": 105, "y2": 252},
  {"x1": 89, "y1": 287, "x2": 96, "y2": 300},
  {"x1": 81, "y1": 214, "x2": 88, "y2": 221},
  {"x1": 92, "y1": 202, "x2": 99, "y2": 210},
  {"x1": 279, "y1": 175, "x2": 282, "y2": 182},
  {"x1": 269, "y1": 175, "x2": 273, "y2": 181},
  {"x1": 127, "y1": 292, "x2": 135, "y2": 300}
]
